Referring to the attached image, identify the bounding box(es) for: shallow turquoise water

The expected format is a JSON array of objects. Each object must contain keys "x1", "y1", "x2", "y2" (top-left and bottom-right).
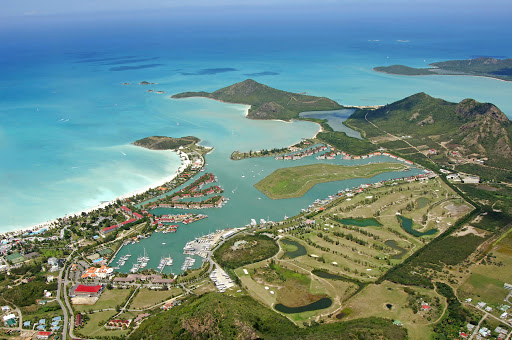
[{"x1": 1, "y1": 14, "x2": 512, "y2": 234}]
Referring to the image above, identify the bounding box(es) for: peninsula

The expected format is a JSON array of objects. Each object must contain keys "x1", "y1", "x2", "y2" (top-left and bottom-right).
[
  {"x1": 255, "y1": 162, "x2": 408, "y2": 199},
  {"x1": 171, "y1": 79, "x2": 343, "y2": 120},
  {"x1": 374, "y1": 57, "x2": 512, "y2": 81}
]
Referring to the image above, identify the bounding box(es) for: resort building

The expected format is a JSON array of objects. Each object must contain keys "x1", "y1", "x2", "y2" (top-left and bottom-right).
[
  {"x1": 81, "y1": 265, "x2": 114, "y2": 279},
  {"x1": 72, "y1": 284, "x2": 104, "y2": 298}
]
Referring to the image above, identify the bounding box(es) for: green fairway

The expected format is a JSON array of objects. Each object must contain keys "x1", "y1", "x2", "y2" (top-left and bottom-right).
[{"x1": 254, "y1": 163, "x2": 408, "y2": 199}]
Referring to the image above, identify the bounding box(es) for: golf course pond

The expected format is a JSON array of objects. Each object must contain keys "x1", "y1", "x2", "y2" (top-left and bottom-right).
[
  {"x1": 280, "y1": 238, "x2": 307, "y2": 259},
  {"x1": 274, "y1": 297, "x2": 333, "y2": 314},
  {"x1": 336, "y1": 217, "x2": 382, "y2": 227},
  {"x1": 384, "y1": 240, "x2": 408, "y2": 260},
  {"x1": 397, "y1": 215, "x2": 438, "y2": 237}
]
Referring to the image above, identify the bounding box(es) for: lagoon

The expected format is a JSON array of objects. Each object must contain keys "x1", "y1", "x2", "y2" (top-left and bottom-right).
[{"x1": 113, "y1": 125, "x2": 425, "y2": 274}]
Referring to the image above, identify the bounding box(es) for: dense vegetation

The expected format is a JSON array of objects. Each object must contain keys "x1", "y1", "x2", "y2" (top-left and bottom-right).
[
  {"x1": 172, "y1": 79, "x2": 343, "y2": 120},
  {"x1": 346, "y1": 92, "x2": 512, "y2": 171},
  {"x1": 133, "y1": 135, "x2": 200, "y2": 150},
  {"x1": 374, "y1": 57, "x2": 512, "y2": 81},
  {"x1": 374, "y1": 65, "x2": 435, "y2": 75},
  {"x1": 382, "y1": 210, "x2": 483, "y2": 288},
  {"x1": 130, "y1": 293, "x2": 408, "y2": 339},
  {"x1": 316, "y1": 131, "x2": 378, "y2": 155},
  {"x1": 213, "y1": 233, "x2": 279, "y2": 269},
  {"x1": 3, "y1": 276, "x2": 58, "y2": 307}
]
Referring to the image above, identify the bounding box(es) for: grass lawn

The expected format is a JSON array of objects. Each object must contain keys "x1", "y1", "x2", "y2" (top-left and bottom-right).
[
  {"x1": 458, "y1": 230, "x2": 512, "y2": 306},
  {"x1": 344, "y1": 281, "x2": 441, "y2": 340},
  {"x1": 459, "y1": 273, "x2": 509, "y2": 306},
  {"x1": 74, "y1": 288, "x2": 132, "y2": 313},
  {"x1": 130, "y1": 288, "x2": 182, "y2": 309},
  {"x1": 78, "y1": 310, "x2": 119, "y2": 338},
  {"x1": 254, "y1": 162, "x2": 407, "y2": 199}
]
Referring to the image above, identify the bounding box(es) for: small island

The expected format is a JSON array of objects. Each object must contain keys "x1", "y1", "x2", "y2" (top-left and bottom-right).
[
  {"x1": 133, "y1": 136, "x2": 200, "y2": 150},
  {"x1": 374, "y1": 57, "x2": 512, "y2": 81},
  {"x1": 171, "y1": 79, "x2": 343, "y2": 120}
]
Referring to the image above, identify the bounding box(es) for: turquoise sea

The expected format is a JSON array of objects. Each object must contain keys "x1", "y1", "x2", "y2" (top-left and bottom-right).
[{"x1": 1, "y1": 9, "x2": 511, "y2": 240}]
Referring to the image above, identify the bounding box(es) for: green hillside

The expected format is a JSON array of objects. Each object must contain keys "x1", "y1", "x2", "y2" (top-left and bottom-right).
[
  {"x1": 374, "y1": 57, "x2": 512, "y2": 81},
  {"x1": 172, "y1": 79, "x2": 343, "y2": 120},
  {"x1": 346, "y1": 93, "x2": 512, "y2": 172},
  {"x1": 133, "y1": 135, "x2": 200, "y2": 150},
  {"x1": 130, "y1": 293, "x2": 408, "y2": 340}
]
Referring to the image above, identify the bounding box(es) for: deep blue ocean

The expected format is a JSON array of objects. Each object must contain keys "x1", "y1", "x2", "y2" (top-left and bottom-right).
[{"x1": 1, "y1": 8, "x2": 511, "y2": 231}]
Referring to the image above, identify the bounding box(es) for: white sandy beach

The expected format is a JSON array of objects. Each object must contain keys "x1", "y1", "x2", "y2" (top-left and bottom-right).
[{"x1": 1, "y1": 150, "x2": 192, "y2": 238}]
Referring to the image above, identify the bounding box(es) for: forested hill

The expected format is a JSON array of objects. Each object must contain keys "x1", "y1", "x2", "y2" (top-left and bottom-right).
[
  {"x1": 171, "y1": 79, "x2": 343, "y2": 120},
  {"x1": 346, "y1": 93, "x2": 512, "y2": 170},
  {"x1": 133, "y1": 136, "x2": 200, "y2": 150},
  {"x1": 130, "y1": 293, "x2": 408, "y2": 340}
]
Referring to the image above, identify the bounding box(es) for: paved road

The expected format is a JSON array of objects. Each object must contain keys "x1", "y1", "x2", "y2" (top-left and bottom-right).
[
  {"x1": 469, "y1": 313, "x2": 487, "y2": 340},
  {"x1": 57, "y1": 251, "x2": 81, "y2": 340},
  {"x1": 56, "y1": 256, "x2": 70, "y2": 340}
]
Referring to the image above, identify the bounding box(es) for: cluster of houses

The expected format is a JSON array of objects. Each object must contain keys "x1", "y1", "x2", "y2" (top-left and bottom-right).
[
  {"x1": 154, "y1": 195, "x2": 227, "y2": 210},
  {"x1": 28, "y1": 316, "x2": 63, "y2": 333},
  {"x1": 153, "y1": 213, "x2": 207, "y2": 229},
  {"x1": 100, "y1": 206, "x2": 144, "y2": 236},
  {"x1": 145, "y1": 173, "x2": 226, "y2": 210},
  {"x1": 461, "y1": 324, "x2": 509, "y2": 339},
  {"x1": 106, "y1": 318, "x2": 131, "y2": 329},
  {"x1": 275, "y1": 145, "x2": 328, "y2": 160},
  {"x1": 463, "y1": 289, "x2": 512, "y2": 339}
]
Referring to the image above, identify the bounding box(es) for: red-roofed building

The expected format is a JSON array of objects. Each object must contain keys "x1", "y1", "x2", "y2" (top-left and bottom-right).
[
  {"x1": 100, "y1": 225, "x2": 118, "y2": 235},
  {"x1": 133, "y1": 212, "x2": 143, "y2": 219},
  {"x1": 36, "y1": 331, "x2": 53, "y2": 339},
  {"x1": 73, "y1": 284, "x2": 103, "y2": 297},
  {"x1": 120, "y1": 206, "x2": 132, "y2": 214},
  {"x1": 120, "y1": 218, "x2": 136, "y2": 226},
  {"x1": 75, "y1": 313, "x2": 83, "y2": 327}
]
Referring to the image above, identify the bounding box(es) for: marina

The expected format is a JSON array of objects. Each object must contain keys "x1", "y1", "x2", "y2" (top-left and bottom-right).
[{"x1": 111, "y1": 149, "x2": 426, "y2": 275}]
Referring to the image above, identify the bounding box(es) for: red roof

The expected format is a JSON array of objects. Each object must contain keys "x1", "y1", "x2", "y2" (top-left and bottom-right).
[
  {"x1": 133, "y1": 213, "x2": 143, "y2": 219},
  {"x1": 38, "y1": 331, "x2": 52, "y2": 336},
  {"x1": 121, "y1": 218, "x2": 136, "y2": 225},
  {"x1": 121, "y1": 206, "x2": 132, "y2": 212},
  {"x1": 101, "y1": 225, "x2": 118, "y2": 233},
  {"x1": 75, "y1": 284, "x2": 102, "y2": 293}
]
